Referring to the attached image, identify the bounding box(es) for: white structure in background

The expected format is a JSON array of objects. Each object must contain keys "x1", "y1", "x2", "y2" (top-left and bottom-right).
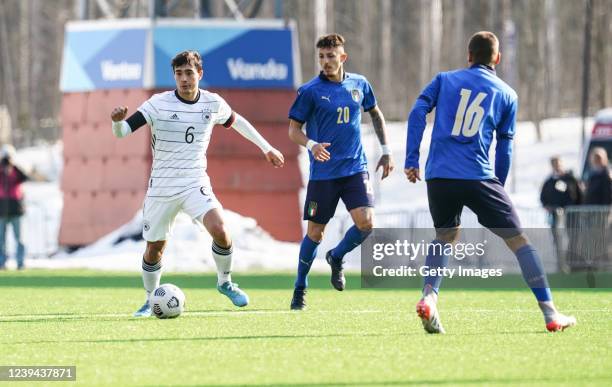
[{"x1": 0, "y1": 105, "x2": 11, "y2": 145}]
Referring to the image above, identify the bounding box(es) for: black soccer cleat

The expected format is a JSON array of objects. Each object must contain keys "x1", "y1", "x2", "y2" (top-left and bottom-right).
[
  {"x1": 290, "y1": 288, "x2": 307, "y2": 310},
  {"x1": 326, "y1": 250, "x2": 346, "y2": 291}
]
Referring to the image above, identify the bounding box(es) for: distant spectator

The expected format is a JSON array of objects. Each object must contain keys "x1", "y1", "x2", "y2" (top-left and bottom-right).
[
  {"x1": 540, "y1": 156, "x2": 582, "y2": 226},
  {"x1": 540, "y1": 156, "x2": 582, "y2": 271},
  {"x1": 585, "y1": 147, "x2": 612, "y2": 205},
  {"x1": 0, "y1": 144, "x2": 28, "y2": 270}
]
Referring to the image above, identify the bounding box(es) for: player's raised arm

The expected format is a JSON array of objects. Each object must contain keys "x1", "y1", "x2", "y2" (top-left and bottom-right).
[
  {"x1": 230, "y1": 113, "x2": 285, "y2": 168},
  {"x1": 368, "y1": 105, "x2": 394, "y2": 180},
  {"x1": 288, "y1": 119, "x2": 331, "y2": 162},
  {"x1": 110, "y1": 106, "x2": 147, "y2": 138}
]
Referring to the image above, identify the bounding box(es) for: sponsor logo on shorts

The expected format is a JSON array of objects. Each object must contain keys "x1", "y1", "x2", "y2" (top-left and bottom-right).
[
  {"x1": 200, "y1": 187, "x2": 207, "y2": 196},
  {"x1": 143, "y1": 220, "x2": 150, "y2": 232},
  {"x1": 307, "y1": 201, "x2": 318, "y2": 217},
  {"x1": 364, "y1": 179, "x2": 373, "y2": 195}
]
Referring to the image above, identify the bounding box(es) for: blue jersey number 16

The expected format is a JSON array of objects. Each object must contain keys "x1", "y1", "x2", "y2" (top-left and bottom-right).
[{"x1": 451, "y1": 88, "x2": 487, "y2": 138}]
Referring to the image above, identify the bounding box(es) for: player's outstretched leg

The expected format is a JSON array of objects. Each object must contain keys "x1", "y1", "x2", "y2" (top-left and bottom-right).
[
  {"x1": 416, "y1": 240, "x2": 449, "y2": 334},
  {"x1": 134, "y1": 257, "x2": 162, "y2": 317},
  {"x1": 212, "y1": 241, "x2": 249, "y2": 307},
  {"x1": 327, "y1": 222, "x2": 372, "y2": 291},
  {"x1": 512, "y1": 241, "x2": 577, "y2": 332},
  {"x1": 291, "y1": 235, "x2": 320, "y2": 310}
]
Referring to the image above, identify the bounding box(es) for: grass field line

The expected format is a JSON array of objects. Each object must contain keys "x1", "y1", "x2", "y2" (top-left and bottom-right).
[{"x1": 0, "y1": 307, "x2": 609, "y2": 322}]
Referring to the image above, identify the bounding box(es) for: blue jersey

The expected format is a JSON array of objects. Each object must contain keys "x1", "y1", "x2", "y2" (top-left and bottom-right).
[
  {"x1": 405, "y1": 64, "x2": 518, "y2": 183},
  {"x1": 289, "y1": 72, "x2": 377, "y2": 180}
]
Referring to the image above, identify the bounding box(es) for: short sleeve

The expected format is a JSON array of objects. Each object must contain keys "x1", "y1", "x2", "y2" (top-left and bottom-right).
[
  {"x1": 362, "y1": 79, "x2": 377, "y2": 112},
  {"x1": 214, "y1": 95, "x2": 235, "y2": 127},
  {"x1": 137, "y1": 97, "x2": 157, "y2": 127},
  {"x1": 288, "y1": 87, "x2": 314, "y2": 123}
]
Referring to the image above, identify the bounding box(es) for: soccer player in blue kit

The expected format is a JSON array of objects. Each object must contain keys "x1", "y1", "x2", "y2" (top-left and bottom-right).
[
  {"x1": 405, "y1": 31, "x2": 576, "y2": 333},
  {"x1": 288, "y1": 34, "x2": 394, "y2": 310}
]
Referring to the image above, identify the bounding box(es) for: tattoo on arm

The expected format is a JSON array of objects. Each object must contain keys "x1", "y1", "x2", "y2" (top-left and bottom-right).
[{"x1": 369, "y1": 107, "x2": 388, "y2": 146}]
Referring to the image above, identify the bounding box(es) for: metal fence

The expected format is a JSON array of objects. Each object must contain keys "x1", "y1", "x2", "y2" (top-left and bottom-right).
[
  {"x1": 557, "y1": 206, "x2": 612, "y2": 272},
  {"x1": 1, "y1": 200, "x2": 58, "y2": 264}
]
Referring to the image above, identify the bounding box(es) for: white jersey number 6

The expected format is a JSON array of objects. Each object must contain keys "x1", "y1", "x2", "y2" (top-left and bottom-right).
[{"x1": 451, "y1": 88, "x2": 487, "y2": 138}]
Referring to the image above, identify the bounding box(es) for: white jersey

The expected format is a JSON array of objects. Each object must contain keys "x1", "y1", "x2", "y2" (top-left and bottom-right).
[{"x1": 138, "y1": 89, "x2": 234, "y2": 200}]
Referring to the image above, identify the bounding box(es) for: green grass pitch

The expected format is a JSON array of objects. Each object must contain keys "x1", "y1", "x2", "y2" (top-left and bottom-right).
[{"x1": 0, "y1": 270, "x2": 611, "y2": 386}]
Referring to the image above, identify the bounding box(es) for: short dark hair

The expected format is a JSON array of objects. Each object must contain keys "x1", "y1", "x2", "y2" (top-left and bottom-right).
[
  {"x1": 468, "y1": 31, "x2": 499, "y2": 65},
  {"x1": 171, "y1": 50, "x2": 202, "y2": 71},
  {"x1": 316, "y1": 33, "x2": 345, "y2": 49}
]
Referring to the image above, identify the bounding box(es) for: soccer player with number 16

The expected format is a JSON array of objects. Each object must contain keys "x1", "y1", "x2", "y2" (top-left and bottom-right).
[{"x1": 405, "y1": 31, "x2": 576, "y2": 333}]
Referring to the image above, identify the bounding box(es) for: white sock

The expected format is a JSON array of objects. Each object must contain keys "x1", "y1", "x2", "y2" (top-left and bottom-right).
[
  {"x1": 538, "y1": 301, "x2": 558, "y2": 323},
  {"x1": 422, "y1": 284, "x2": 438, "y2": 304},
  {"x1": 142, "y1": 258, "x2": 162, "y2": 302},
  {"x1": 212, "y1": 242, "x2": 232, "y2": 285}
]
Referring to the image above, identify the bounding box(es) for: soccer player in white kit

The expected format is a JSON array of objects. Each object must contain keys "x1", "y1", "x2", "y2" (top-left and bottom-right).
[{"x1": 110, "y1": 50, "x2": 285, "y2": 317}]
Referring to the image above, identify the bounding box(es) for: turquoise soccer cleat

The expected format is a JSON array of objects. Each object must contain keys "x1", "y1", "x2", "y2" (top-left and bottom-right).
[
  {"x1": 217, "y1": 281, "x2": 249, "y2": 307},
  {"x1": 133, "y1": 301, "x2": 152, "y2": 317}
]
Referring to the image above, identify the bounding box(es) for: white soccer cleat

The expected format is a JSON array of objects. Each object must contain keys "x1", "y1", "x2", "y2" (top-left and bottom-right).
[
  {"x1": 416, "y1": 298, "x2": 446, "y2": 334},
  {"x1": 546, "y1": 313, "x2": 577, "y2": 332}
]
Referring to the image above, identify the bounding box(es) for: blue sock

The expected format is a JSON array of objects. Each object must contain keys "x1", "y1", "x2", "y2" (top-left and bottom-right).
[
  {"x1": 294, "y1": 235, "x2": 320, "y2": 289},
  {"x1": 330, "y1": 225, "x2": 371, "y2": 262},
  {"x1": 423, "y1": 240, "x2": 449, "y2": 294},
  {"x1": 515, "y1": 245, "x2": 552, "y2": 302}
]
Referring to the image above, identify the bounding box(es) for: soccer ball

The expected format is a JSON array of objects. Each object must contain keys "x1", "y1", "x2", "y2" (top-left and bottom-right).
[{"x1": 150, "y1": 283, "x2": 185, "y2": 319}]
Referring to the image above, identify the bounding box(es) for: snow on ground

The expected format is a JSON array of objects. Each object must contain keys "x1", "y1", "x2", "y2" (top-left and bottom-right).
[{"x1": 2, "y1": 116, "x2": 591, "y2": 272}]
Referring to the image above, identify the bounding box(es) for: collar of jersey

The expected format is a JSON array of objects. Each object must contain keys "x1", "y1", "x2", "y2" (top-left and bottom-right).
[
  {"x1": 174, "y1": 89, "x2": 201, "y2": 104},
  {"x1": 470, "y1": 63, "x2": 496, "y2": 74},
  {"x1": 318, "y1": 71, "x2": 349, "y2": 83}
]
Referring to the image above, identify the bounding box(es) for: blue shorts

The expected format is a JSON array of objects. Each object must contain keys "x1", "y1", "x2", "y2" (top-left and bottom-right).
[
  {"x1": 303, "y1": 171, "x2": 374, "y2": 224},
  {"x1": 426, "y1": 178, "x2": 522, "y2": 238}
]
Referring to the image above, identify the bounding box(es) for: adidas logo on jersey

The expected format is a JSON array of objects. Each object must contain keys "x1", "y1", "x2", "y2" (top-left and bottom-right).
[{"x1": 169, "y1": 113, "x2": 180, "y2": 120}]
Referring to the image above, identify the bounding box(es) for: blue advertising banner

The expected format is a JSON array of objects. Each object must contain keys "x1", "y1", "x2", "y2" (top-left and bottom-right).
[
  {"x1": 60, "y1": 21, "x2": 148, "y2": 92},
  {"x1": 60, "y1": 19, "x2": 298, "y2": 92},
  {"x1": 153, "y1": 24, "x2": 295, "y2": 89}
]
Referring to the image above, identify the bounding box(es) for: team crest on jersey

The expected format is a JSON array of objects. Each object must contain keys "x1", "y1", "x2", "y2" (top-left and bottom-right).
[
  {"x1": 351, "y1": 89, "x2": 361, "y2": 102},
  {"x1": 307, "y1": 201, "x2": 318, "y2": 217},
  {"x1": 202, "y1": 109, "x2": 212, "y2": 123},
  {"x1": 143, "y1": 220, "x2": 150, "y2": 232}
]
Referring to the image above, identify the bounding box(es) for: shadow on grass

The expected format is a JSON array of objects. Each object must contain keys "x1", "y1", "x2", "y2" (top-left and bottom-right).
[
  {"x1": 0, "y1": 308, "x2": 280, "y2": 324},
  {"x1": 6, "y1": 332, "x2": 410, "y2": 345}
]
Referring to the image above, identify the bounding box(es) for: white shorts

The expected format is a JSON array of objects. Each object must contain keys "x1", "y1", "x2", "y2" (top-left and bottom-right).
[{"x1": 142, "y1": 185, "x2": 222, "y2": 242}]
